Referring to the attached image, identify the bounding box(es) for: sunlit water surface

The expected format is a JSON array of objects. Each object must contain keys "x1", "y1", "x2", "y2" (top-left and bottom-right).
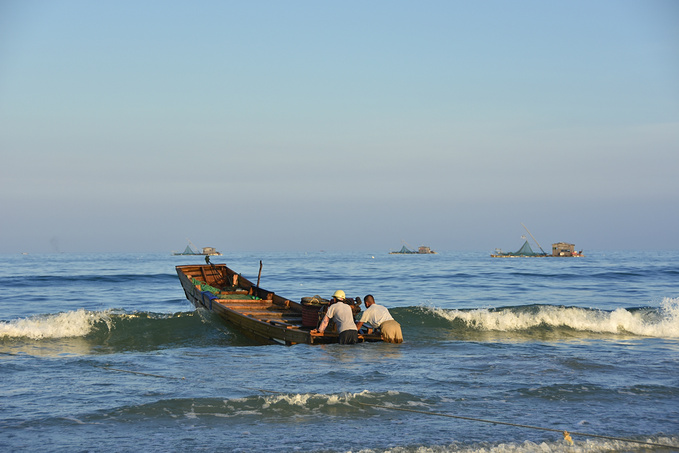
[{"x1": 1, "y1": 251, "x2": 678, "y2": 452}]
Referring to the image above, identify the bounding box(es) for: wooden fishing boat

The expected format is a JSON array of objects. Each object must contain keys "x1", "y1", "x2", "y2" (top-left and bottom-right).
[{"x1": 176, "y1": 263, "x2": 384, "y2": 345}]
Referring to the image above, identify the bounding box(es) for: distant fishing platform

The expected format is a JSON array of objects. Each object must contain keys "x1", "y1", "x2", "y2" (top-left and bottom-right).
[
  {"x1": 491, "y1": 224, "x2": 584, "y2": 258},
  {"x1": 390, "y1": 244, "x2": 437, "y2": 255}
]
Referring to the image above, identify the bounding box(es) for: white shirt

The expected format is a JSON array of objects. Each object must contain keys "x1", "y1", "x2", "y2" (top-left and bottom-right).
[
  {"x1": 325, "y1": 302, "x2": 357, "y2": 333},
  {"x1": 359, "y1": 303, "x2": 394, "y2": 329}
]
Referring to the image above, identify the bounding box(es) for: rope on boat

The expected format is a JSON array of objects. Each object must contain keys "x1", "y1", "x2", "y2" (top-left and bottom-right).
[{"x1": 357, "y1": 402, "x2": 677, "y2": 449}]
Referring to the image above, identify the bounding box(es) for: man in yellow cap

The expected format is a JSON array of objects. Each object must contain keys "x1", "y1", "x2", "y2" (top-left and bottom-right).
[
  {"x1": 355, "y1": 294, "x2": 403, "y2": 343},
  {"x1": 312, "y1": 290, "x2": 358, "y2": 344}
]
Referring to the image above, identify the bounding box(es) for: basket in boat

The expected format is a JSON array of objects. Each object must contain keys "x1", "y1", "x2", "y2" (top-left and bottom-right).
[{"x1": 301, "y1": 295, "x2": 329, "y2": 327}]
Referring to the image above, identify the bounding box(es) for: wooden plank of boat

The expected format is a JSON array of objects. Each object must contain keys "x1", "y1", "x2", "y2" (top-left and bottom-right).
[{"x1": 176, "y1": 263, "x2": 384, "y2": 345}]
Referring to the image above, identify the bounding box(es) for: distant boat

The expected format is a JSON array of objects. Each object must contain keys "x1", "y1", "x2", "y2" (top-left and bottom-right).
[
  {"x1": 491, "y1": 240, "x2": 548, "y2": 258},
  {"x1": 491, "y1": 224, "x2": 583, "y2": 258},
  {"x1": 390, "y1": 244, "x2": 436, "y2": 254},
  {"x1": 173, "y1": 240, "x2": 222, "y2": 256}
]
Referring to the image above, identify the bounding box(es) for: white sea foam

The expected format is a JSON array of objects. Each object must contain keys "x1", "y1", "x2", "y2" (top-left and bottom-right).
[
  {"x1": 433, "y1": 297, "x2": 679, "y2": 338},
  {"x1": 0, "y1": 309, "x2": 113, "y2": 339},
  {"x1": 261, "y1": 389, "x2": 374, "y2": 408},
  {"x1": 355, "y1": 436, "x2": 679, "y2": 452},
  {"x1": 262, "y1": 392, "x2": 315, "y2": 408}
]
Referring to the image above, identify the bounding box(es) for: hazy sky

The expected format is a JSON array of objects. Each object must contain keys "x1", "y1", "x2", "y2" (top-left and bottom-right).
[{"x1": 1, "y1": 0, "x2": 678, "y2": 253}]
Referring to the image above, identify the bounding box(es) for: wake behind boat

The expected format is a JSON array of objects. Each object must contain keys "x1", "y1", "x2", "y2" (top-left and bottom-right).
[{"x1": 176, "y1": 263, "x2": 385, "y2": 345}]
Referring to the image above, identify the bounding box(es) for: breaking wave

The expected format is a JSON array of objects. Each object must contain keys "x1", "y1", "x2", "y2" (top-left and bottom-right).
[
  {"x1": 0, "y1": 309, "x2": 237, "y2": 356},
  {"x1": 418, "y1": 297, "x2": 679, "y2": 338},
  {"x1": 3, "y1": 297, "x2": 677, "y2": 348},
  {"x1": 62, "y1": 390, "x2": 678, "y2": 452},
  {"x1": 0, "y1": 309, "x2": 114, "y2": 340}
]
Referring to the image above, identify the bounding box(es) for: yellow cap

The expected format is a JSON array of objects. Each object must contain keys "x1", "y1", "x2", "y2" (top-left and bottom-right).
[{"x1": 332, "y1": 290, "x2": 345, "y2": 300}]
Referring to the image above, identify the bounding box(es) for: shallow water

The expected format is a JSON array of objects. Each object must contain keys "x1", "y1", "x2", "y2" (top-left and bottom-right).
[{"x1": 1, "y1": 251, "x2": 678, "y2": 452}]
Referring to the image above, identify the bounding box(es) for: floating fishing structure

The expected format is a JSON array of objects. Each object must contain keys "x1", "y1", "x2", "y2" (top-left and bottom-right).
[
  {"x1": 173, "y1": 239, "x2": 222, "y2": 256},
  {"x1": 390, "y1": 242, "x2": 437, "y2": 254},
  {"x1": 491, "y1": 224, "x2": 583, "y2": 258}
]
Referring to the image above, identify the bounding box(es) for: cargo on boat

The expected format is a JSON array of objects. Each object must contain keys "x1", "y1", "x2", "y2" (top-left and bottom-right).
[
  {"x1": 176, "y1": 263, "x2": 385, "y2": 345},
  {"x1": 551, "y1": 242, "x2": 584, "y2": 257}
]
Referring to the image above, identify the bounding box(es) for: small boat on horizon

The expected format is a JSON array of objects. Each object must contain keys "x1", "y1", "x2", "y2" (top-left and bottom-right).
[
  {"x1": 389, "y1": 244, "x2": 437, "y2": 254},
  {"x1": 491, "y1": 224, "x2": 584, "y2": 258},
  {"x1": 173, "y1": 240, "x2": 222, "y2": 256}
]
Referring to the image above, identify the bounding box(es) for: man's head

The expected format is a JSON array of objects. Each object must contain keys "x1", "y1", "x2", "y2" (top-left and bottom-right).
[
  {"x1": 364, "y1": 294, "x2": 375, "y2": 306},
  {"x1": 332, "y1": 290, "x2": 346, "y2": 301}
]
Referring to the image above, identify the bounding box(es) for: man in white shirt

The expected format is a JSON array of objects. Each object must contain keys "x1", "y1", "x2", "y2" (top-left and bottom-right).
[
  {"x1": 355, "y1": 294, "x2": 403, "y2": 343},
  {"x1": 313, "y1": 290, "x2": 358, "y2": 344}
]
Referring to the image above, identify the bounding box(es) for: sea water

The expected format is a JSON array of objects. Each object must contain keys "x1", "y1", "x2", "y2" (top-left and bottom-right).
[{"x1": 1, "y1": 251, "x2": 677, "y2": 452}]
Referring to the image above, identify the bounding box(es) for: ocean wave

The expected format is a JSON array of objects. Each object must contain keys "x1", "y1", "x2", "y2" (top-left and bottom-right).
[
  {"x1": 362, "y1": 437, "x2": 679, "y2": 453},
  {"x1": 423, "y1": 297, "x2": 679, "y2": 338},
  {"x1": 86, "y1": 391, "x2": 678, "y2": 452},
  {"x1": 2, "y1": 273, "x2": 175, "y2": 288},
  {"x1": 0, "y1": 308, "x2": 253, "y2": 357},
  {"x1": 0, "y1": 309, "x2": 195, "y2": 340},
  {"x1": 101, "y1": 390, "x2": 415, "y2": 420},
  {"x1": 0, "y1": 309, "x2": 114, "y2": 339},
  {"x1": 3, "y1": 299, "x2": 677, "y2": 344}
]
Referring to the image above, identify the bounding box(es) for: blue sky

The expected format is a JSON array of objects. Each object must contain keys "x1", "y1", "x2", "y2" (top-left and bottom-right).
[{"x1": 1, "y1": 0, "x2": 678, "y2": 253}]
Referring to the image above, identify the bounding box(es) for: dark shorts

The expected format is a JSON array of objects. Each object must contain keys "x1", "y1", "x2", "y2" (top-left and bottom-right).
[{"x1": 338, "y1": 329, "x2": 358, "y2": 345}]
